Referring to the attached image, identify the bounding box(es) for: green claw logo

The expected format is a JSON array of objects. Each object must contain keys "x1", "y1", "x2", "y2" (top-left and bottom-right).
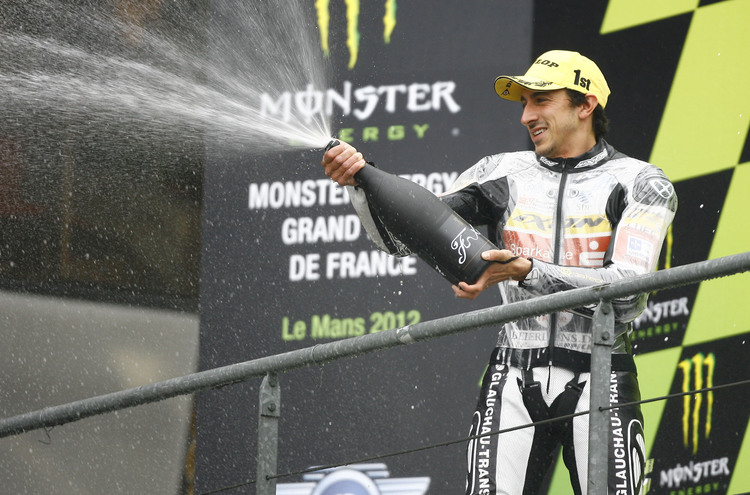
[
  {"x1": 315, "y1": 0, "x2": 397, "y2": 69},
  {"x1": 678, "y1": 352, "x2": 715, "y2": 454}
]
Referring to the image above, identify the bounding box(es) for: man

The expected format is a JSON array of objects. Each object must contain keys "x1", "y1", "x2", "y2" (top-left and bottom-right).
[{"x1": 322, "y1": 50, "x2": 677, "y2": 494}]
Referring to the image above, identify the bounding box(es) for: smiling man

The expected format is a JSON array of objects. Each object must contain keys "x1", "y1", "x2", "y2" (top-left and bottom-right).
[{"x1": 322, "y1": 50, "x2": 677, "y2": 495}]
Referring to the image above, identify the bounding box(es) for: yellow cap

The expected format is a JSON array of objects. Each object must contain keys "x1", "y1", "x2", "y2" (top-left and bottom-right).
[{"x1": 494, "y1": 50, "x2": 610, "y2": 108}]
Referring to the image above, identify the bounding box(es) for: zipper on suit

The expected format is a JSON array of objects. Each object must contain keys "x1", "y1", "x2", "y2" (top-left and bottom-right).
[{"x1": 548, "y1": 160, "x2": 570, "y2": 369}]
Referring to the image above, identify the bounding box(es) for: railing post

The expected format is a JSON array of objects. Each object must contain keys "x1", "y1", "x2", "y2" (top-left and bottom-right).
[
  {"x1": 588, "y1": 299, "x2": 614, "y2": 495},
  {"x1": 257, "y1": 372, "x2": 280, "y2": 495}
]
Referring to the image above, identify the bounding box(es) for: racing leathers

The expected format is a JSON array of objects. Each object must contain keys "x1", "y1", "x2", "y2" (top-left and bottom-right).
[{"x1": 347, "y1": 139, "x2": 677, "y2": 495}]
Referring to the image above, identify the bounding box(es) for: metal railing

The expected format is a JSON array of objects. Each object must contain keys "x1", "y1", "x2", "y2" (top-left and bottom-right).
[{"x1": 1, "y1": 251, "x2": 749, "y2": 495}]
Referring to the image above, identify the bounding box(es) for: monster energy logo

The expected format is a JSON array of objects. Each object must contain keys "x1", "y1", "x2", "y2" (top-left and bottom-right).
[
  {"x1": 678, "y1": 352, "x2": 715, "y2": 454},
  {"x1": 315, "y1": 0, "x2": 397, "y2": 69}
]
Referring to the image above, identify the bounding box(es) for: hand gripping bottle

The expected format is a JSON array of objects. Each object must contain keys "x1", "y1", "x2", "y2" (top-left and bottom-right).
[{"x1": 326, "y1": 140, "x2": 497, "y2": 285}]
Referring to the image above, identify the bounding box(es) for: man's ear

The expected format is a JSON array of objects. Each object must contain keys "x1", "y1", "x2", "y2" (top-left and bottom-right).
[{"x1": 579, "y1": 94, "x2": 598, "y2": 119}]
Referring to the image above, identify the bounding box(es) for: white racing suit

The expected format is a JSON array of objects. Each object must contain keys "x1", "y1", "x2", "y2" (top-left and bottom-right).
[{"x1": 347, "y1": 139, "x2": 677, "y2": 494}]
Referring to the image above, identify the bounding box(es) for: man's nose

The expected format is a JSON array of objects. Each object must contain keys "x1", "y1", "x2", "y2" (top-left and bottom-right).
[{"x1": 520, "y1": 104, "x2": 535, "y2": 126}]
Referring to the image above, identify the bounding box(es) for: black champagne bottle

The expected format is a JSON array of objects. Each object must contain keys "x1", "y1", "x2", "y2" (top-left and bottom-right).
[{"x1": 326, "y1": 141, "x2": 497, "y2": 285}]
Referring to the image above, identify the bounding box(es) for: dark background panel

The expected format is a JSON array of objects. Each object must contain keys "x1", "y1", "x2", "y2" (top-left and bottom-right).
[{"x1": 197, "y1": 1, "x2": 534, "y2": 493}]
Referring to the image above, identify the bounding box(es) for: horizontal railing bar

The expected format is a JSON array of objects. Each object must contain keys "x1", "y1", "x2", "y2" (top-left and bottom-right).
[{"x1": 1, "y1": 251, "x2": 748, "y2": 438}]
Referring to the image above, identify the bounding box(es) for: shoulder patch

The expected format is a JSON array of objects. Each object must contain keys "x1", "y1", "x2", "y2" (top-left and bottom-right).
[{"x1": 632, "y1": 168, "x2": 677, "y2": 211}]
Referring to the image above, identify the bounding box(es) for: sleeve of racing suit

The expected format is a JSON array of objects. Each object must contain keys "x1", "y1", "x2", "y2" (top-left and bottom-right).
[
  {"x1": 519, "y1": 165, "x2": 678, "y2": 323},
  {"x1": 437, "y1": 155, "x2": 508, "y2": 228}
]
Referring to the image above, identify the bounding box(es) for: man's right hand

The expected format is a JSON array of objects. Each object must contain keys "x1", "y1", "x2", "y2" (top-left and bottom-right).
[{"x1": 321, "y1": 140, "x2": 366, "y2": 187}]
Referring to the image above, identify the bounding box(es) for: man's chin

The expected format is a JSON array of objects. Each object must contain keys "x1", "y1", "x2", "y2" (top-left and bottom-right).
[{"x1": 533, "y1": 144, "x2": 549, "y2": 157}]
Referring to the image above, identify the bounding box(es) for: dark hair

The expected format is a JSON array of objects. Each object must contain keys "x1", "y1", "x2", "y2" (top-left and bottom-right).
[{"x1": 565, "y1": 89, "x2": 609, "y2": 142}]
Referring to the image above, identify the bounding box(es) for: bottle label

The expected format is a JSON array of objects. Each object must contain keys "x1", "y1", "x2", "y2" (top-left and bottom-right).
[{"x1": 451, "y1": 226, "x2": 482, "y2": 265}]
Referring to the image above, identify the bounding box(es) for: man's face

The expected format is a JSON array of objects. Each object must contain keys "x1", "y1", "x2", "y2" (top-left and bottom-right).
[{"x1": 519, "y1": 88, "x2": 582, "y2": 158}]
